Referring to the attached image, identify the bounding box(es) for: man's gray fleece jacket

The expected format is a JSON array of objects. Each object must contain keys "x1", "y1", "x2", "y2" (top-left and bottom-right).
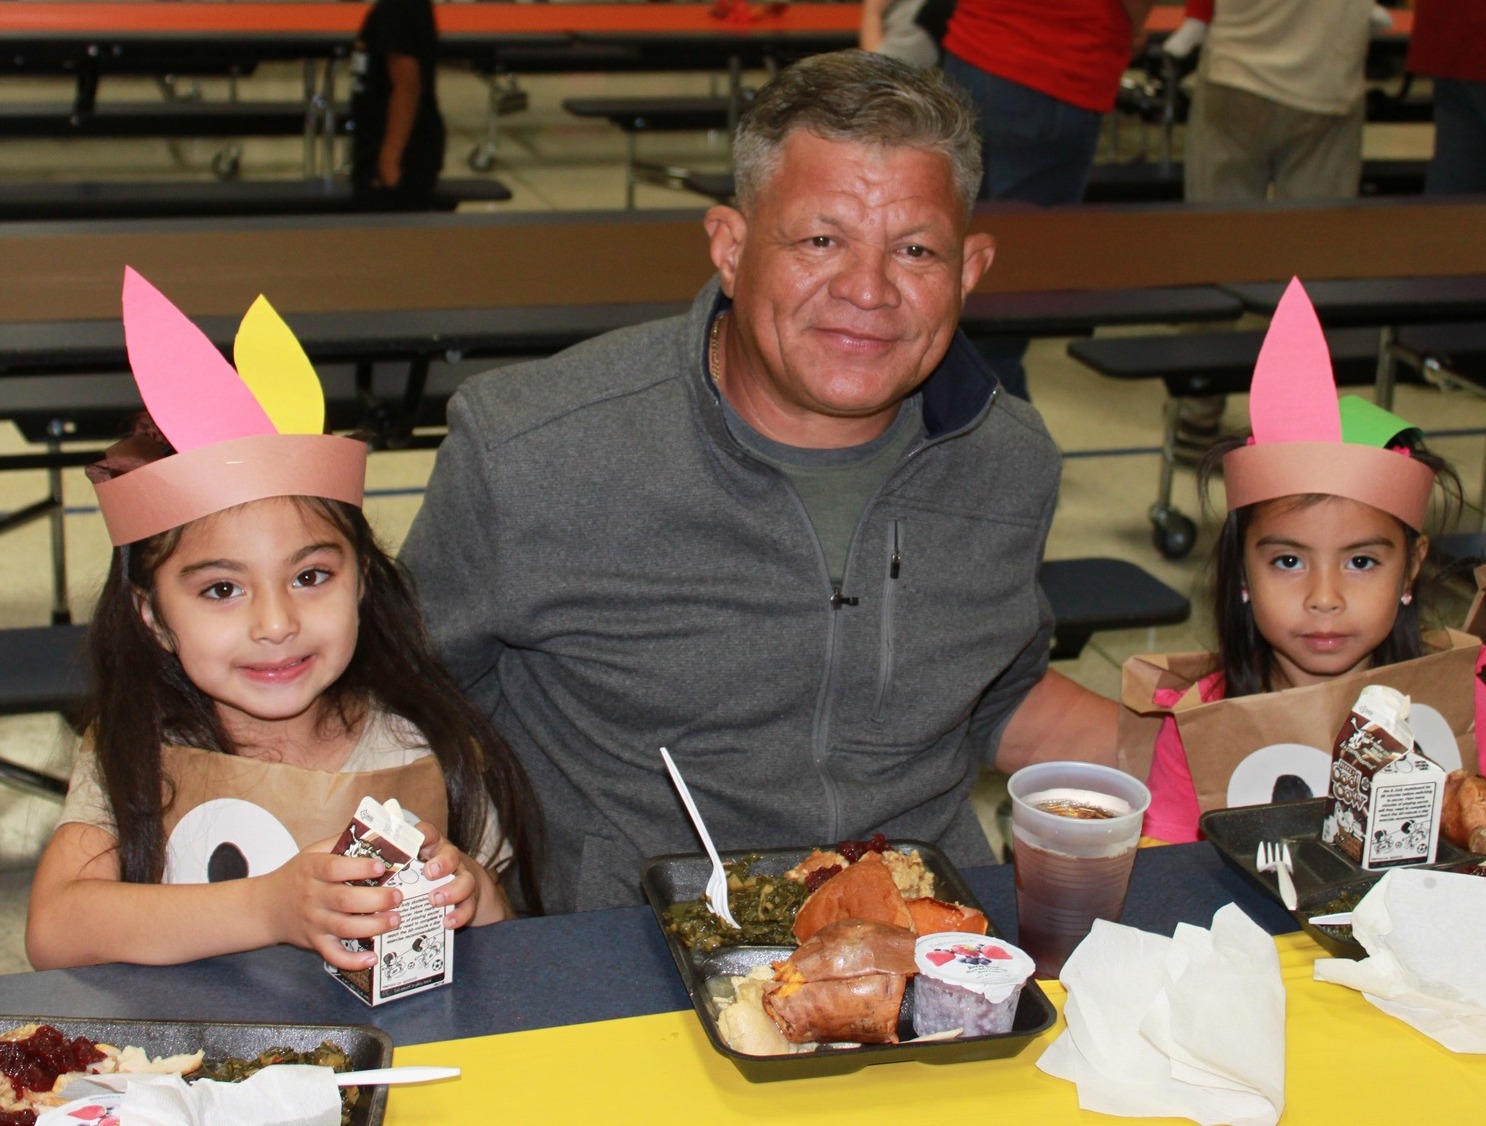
[{"x1": 401, "y1": 279, "x2": 1061, "y2": 914}]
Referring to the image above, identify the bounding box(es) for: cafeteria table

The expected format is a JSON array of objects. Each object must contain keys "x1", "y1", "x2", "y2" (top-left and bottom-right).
[
  {"x1": 0, "y1": 2, "x2": 862, "y2": 72},
  {"x1": 1220, "y1": 274, "x2": 1486, "y2": 410},
  {"x1": 1, "y1": 842, "x2": 1481, "y2": 1122},
  {"x1": 0, "y1": 2, "x2": 860, "y2": 178}
]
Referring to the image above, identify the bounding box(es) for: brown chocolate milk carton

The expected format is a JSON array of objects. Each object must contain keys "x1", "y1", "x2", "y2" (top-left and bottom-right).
[
  {"x1": 1321, "y1": 686, "x2": 1447, "y2": 870},
  {"x1": 325, "y1": 795, "x2": 455, "y2": 1005}
]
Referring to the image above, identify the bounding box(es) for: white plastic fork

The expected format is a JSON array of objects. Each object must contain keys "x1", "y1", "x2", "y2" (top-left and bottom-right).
[
  {"x1": 660, "y1": 747, "x2": 741, "y2": 929},
  {"x1": 334, "y1": 1066, "x2": 460, "y2": 1087},
  {"x1": 1256, "y1": 840, "x2": 1299, "y2": 910}
]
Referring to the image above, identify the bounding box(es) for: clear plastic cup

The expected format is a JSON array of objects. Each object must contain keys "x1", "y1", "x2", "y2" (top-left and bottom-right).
[{"x1": 1007, "y1": 761, "x2": 1151, "y2": 980}]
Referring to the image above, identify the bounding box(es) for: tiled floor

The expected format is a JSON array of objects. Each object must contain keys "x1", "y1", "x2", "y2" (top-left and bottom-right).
[{"x1": 0, "y1": 61, "x2": 1475, "y2": 974}]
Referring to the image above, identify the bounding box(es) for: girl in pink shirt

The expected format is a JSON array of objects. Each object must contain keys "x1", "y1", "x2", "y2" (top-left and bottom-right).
[{"x1": 1135, "y1": 278, "x2": 1480, "y2": 842}]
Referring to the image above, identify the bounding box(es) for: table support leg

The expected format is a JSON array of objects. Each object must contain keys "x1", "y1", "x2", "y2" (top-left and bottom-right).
[{"x1": 1374, "y1": 324, "x2": 1398, "y2": 410}]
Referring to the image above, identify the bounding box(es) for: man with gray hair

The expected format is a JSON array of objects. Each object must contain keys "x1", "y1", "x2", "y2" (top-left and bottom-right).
[{"x1": 402, "y1": 50, "x2": 1117, "y2": 914}]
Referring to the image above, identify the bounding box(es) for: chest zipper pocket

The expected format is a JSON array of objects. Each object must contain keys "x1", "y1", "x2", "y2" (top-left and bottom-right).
[{"x1": 871, "y1": 520, "x2": 902, "y2": 723}]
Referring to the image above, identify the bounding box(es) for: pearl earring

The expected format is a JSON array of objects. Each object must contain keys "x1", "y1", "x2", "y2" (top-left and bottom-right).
[
  {"x1": 1240, "y1": 587, "x2": 1250, "y2": 604},
  {"x1": 1401, "y1": 591, "x2": 1413, "y2": 606}
]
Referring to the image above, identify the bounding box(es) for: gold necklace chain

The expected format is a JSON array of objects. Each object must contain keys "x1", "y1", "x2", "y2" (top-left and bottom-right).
[{"x1": 709, "y1": 309, "x2": 727, "y2": 384}]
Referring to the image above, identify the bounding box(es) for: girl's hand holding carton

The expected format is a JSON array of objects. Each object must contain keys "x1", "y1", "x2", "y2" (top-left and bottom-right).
[{"x1": 24, "y1": 268, "x2": 541, "y2": 974}]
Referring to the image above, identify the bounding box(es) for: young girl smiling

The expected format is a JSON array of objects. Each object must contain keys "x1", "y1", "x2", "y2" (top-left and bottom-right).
[{"x1": 27, "y1": 269, "x2": 541, "y2": 969}]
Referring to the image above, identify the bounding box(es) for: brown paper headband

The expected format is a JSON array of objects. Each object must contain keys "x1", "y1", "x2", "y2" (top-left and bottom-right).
[
  {"x1": 1223, "y1": 442, "x2": 1435, "y2": 532},
  {"x1": 1220, "y1": 278, "x2": 1435, "y2": 531},
  {"x1": 91, "y1": 269, "x2": 367, "y2": 545}
]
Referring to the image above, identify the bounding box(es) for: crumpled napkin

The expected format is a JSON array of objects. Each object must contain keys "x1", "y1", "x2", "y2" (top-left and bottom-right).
[
  {"x1": 1038, "y1": 904, "x2": 1285, "y2": 1126},
  {"x1": 42, "y1": 1065, "x2": 340, "y2": 1126},
  {"x1": 1313, "y1": 867, "x2": 1486, "y2": 1053}
]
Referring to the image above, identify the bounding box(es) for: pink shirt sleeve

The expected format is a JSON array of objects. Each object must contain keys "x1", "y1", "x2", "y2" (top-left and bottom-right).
[
  {"x1": 1143, "y1": 713, "x2": 1203, "y2": 843},
  {"x1": 1140, "y1": 671, "x2": 1225, "y2": 843},
  {"x1": 1475, "y1": 645, "x2": 1486, "y2": 774}
]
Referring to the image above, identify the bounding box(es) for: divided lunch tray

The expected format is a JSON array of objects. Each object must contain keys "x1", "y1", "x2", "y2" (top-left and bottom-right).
[
  {"x1": 1199, "y1": 799, "x2": 1483, "y2": 958},
  {"x1": 0, "y1": 1015, "x2": 393, "y2": 1125},
  {"x1": 640, "y1": 841, "x2": 1057, "y2": 1083}
]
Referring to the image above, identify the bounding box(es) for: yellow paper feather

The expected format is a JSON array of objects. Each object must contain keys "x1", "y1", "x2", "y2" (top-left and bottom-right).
[{"x1": 233, "y1": 295, "x2": 324, "y2": 435}]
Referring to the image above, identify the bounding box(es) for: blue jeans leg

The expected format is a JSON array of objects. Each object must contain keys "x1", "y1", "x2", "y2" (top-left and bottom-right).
[
  {"x1": 1426, "y1": 78, "x2": 1486, "y2": 196},
  {"x1": 943, "y1": 56, "x2": 1104, "y2": 399},
  {"x1": 942, "y1": 53, "x2": 1106, "y2": 204}
]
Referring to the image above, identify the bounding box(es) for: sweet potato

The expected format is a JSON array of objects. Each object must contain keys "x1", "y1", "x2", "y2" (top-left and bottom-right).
[
  {"x1": 906, "y1": 896, "x2": 989, "y2": 936},
  {"x1": 763, "y1": 973, "x2": 908, "y2": 1044},
  {"x1": 792, "y1": 851, "x2": 913, "y2": 943},
  {"x1": 762, "y1": 920, "x2": 915, "y2": 1044},
  {"x1": 786, "y1": 919, "x2": 917, "y2": 980},
  {"x1": 1441, "y1": 770, "x2": 1486, "y2": 851}
]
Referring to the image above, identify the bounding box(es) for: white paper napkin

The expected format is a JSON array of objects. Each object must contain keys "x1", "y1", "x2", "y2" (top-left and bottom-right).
[
  {"x1": 1038, "y1": 904, "x2": 1286, "y2": 1126},
  {"x1": 1313, "y1": 867, "x2": 1486, "y2": 1052},
  {"x1": 44, "y1": 1065, "x2": 340, "y2": 1126}
]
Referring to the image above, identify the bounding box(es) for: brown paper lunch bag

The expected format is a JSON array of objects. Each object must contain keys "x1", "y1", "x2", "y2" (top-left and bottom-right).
[{"x1": 1117, "y1": 629, "x2": 1481, "y2": 818}]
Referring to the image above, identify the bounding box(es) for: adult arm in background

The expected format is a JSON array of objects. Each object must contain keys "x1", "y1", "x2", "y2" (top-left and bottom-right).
[
  {"x1": 859, "y1": 0, "x2": 891, "y2": 52},
  {"x1": 1120, "y1": 0, "x2": 1158, "y2": 52},
  {"x1": 995, "y1": 668, "x2": 1120, "y2": 773},
  {"x1": 377, "y1": 52, "x2": 421, "y2": 187}
]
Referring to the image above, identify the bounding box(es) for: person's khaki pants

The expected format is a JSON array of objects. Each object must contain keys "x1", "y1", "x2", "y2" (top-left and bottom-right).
[{"x1": 1184, "y1": 79, "x2": 1363, "y2": 202}]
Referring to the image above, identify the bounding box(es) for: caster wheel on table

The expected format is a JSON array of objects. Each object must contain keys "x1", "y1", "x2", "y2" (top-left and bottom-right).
[{"x1": 1151, "y1": 510, "x2": 1197, "y2": 560}]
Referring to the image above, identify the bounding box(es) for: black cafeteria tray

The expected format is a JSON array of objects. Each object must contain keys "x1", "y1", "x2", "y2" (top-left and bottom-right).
[
  {"x1": 640, "y1": 840, "x2": 1057, "y2": 1082},
  {"x1": 0, "y1": 1016, "x2": 392, "y2": 1125},
  {"x1": 1199, "y1": 798, "x2": 1480, "y2": 958}
]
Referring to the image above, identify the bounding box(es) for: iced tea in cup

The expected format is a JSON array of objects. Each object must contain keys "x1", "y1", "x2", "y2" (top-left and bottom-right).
[{"x1": 1007, "y1": 761, "x2": 1151, "y2": 979}]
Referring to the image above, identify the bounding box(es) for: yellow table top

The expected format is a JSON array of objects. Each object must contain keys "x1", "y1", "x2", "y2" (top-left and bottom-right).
[{"x1": 385, "y1": 932, "x2": 1486, "y2": 1124}]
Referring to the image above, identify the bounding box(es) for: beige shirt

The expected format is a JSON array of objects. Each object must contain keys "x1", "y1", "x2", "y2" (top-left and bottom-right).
[
  {"x1": 1202, "y1": 0, "x2": 1372, "y2": 115},
  {"x1": 60, "y1": 708, "x2": 505, "y2": 880}
]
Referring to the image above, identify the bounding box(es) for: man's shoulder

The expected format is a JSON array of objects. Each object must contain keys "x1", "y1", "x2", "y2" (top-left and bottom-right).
[
  {"x1": 449, "y1": 314, "x2": 692, "y2": 446},
  {"x1": 986, "y1": 386, "x2": 1056, "y2": 449},
  {"x1": 961, "y1": 383, "x2": 1060, "y2": 476}
]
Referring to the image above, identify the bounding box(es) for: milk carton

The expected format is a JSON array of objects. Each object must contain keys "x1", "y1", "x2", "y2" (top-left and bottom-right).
[
  {"x1": 325, "y1": 796, "x2": 454, "y2": 1005},
  {"x1": 1322, "y1": 686, "x2": 1447, "y2": 870}
]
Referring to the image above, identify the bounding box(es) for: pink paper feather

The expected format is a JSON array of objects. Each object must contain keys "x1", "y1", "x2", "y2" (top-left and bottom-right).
[
  {"x1": 121, "y1": 267, "x2": 276, "y2": 452},
  {"x1": 1249, "y1": 277, "x2": 1341, "y2": 445}
]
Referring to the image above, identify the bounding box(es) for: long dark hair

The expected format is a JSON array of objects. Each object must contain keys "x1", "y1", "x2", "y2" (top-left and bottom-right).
[
  {"x1": 80, "y1": 496, "x2": 546, "y2": 915},
  {"x1": 1199, "y1": 438, "x2": 1461, "y2": 698}
]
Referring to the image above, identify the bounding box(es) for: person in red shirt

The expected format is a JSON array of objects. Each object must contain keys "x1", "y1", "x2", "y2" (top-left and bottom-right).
[
  {"x1": 1409, "y1": 0, "x2": 1486, "y2": 194},
  {"x1": 940, "y1": 0, "x2": 1153, "y2": 399}
]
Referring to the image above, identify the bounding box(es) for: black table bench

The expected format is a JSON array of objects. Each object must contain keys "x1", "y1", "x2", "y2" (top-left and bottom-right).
[
  {"x1": 1067, "y1": 326, "x2": 1399, "y2": 558},
  {"x1": 562, "y1": 95, "x2": 742, "y2": 209},
  {"x1": 0, "y1": 100, "x2": 347, "y2": 140},
  {"x1": 1220, "y1": 274, "x2": 1486, "y2": 408},
  {"x1": 1040, "y1": 557, "x2": 1190, "y2": 660},
  {"x1": 0, "y1": 301, "x2": 695, "y2": 621},
  {"x1": 962, "y1": 285, "x2": 1241, "y2": 338},
  {"x1": 0, "y1": 623, "x2": 86, "y2": 797},
  {"x1": 0, "y1": 177, "x2": 512, "y2": 221}
]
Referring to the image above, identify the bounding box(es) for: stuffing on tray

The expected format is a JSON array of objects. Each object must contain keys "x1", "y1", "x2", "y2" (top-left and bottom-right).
[
  {"x1": 714, "y1": 967, "x2": 817, "y2": 1057},
  {"x1": 785, "y1": 835, "x2": 937, "y2": 900}
]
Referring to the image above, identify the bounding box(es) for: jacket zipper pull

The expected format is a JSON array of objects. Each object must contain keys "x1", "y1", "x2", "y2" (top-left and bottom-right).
[
  {"x1": 890, "y1": 523, "x2": 901, "y2": 580},
  {"x1": 830, "y1": 586, "x2": 859, "y2": 609}
]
